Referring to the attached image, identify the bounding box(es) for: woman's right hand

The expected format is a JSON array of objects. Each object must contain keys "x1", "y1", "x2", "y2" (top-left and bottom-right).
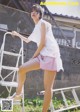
[{"x1": 12, "y1": 31, "x2": 20, "y2": 37}]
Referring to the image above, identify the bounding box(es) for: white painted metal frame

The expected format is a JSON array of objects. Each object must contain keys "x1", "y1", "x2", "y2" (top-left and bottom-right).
[
  {"x1": 0, "y1": 32, "x2": 25, "y2": 112},
  {"x1": 39, "y1": 86, "x2": 80, "y2": 112}
]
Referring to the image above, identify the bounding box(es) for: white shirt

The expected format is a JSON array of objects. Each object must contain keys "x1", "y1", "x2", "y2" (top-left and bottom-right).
[{"x1": 28, "y1": 19, "x2": 60, "y2": 58}]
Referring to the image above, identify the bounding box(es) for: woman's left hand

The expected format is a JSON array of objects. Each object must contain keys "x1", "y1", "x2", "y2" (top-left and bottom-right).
[{"x1": 12, "y1": 31, "x2": 20, "y2": 37}]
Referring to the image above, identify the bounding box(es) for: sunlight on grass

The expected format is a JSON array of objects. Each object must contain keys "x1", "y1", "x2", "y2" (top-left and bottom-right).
[{"x1": 0, "y1": 97, "x2": 80, "y2": 112}]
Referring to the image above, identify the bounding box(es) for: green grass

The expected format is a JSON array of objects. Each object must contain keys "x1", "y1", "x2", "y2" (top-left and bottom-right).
[{"x1": 0, "y1": 97, "x2": 80, "y2": 112}]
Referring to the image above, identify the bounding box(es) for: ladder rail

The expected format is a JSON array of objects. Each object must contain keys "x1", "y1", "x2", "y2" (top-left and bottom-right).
[
  {"x1": 39, "y1": 86, "x2": 80, "y2": 112},
  {"x1": 53, "y1": 104, "x2": 80, "y2": 112},
  {"x1": 9, "y1": 48, "x2": 22, "y2": 96},
  {"x1": 50, "y1": 100, "x2": 55, "y2": 112},
  {"x1": 0, "y1": 32, "x2": 23, "y2": 95},
  {"x1": 3, "y1": 49, "x2": 21, "y2": 80},
  {"x1": 21, "y1": 38, "x2": 25, "y2": 112},
  {"x1": 40, "y1": 86, "x2": 80, "y2": 94},
  {"x1": 0, "y1": 32, "x2": 25, "y2": 112},
  {"x1": 0, "y1": 32, "x2": 12, "y2": 80},
  {"x1": 0, "y1": 44, "x2": 5, "y2": 80}
]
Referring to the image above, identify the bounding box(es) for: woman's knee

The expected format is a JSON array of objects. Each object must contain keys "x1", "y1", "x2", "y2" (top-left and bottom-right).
[{"x1": 18, "y1": 66, "x2": 26, "y2": 75}]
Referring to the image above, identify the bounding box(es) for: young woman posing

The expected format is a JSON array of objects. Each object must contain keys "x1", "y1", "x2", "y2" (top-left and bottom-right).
[{"x1": 11, "y1": 4, "x2": 63, "y2": 112}]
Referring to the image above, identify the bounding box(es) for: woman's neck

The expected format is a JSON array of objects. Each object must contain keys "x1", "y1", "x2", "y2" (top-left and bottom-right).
[{"x1": 34, "y1": 19, "x2": 40, "y2": 25}]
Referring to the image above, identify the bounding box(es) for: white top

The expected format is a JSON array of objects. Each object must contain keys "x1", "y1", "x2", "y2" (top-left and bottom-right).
[{"x1": 28, "y1": 19, "x2": 60, "y2": 58}]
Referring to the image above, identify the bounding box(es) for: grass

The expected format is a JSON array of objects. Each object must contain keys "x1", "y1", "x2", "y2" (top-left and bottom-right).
[{"x1": 0, "y1": 97, "x2": 80, "y2": 112}]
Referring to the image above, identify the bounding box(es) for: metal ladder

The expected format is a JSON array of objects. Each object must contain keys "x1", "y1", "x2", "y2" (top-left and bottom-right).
[
  {"x1": 39, "y1": 86, "x2": 80, "y2": 112},
  {"x1": 0, "y1": 32, "x2": 25, "y2": 112}
]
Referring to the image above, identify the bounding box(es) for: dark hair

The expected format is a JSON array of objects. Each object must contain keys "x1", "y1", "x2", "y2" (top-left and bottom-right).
[{"x1": 31, "y1": 4, "x2": 44, "y2": 19}]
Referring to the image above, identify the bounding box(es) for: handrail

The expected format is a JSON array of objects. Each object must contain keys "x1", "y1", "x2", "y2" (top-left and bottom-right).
[
  {"x1": 38, "y1": 85, "x2": 80, "y2": 95},
  {"x1": 0, "y1": 27, "x2": 30, "y2": 36}
]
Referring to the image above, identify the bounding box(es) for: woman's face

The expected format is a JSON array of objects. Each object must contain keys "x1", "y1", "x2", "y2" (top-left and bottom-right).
[{"x1": 31, "y1": 10, "x2": 40, "y2": 21}]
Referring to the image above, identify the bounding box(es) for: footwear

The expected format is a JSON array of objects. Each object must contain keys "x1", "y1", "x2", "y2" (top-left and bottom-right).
[{"x1": 8, "y1": 93, "x2": 22, "y2": 102}]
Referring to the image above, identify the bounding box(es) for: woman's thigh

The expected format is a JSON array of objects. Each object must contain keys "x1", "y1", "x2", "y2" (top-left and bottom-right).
[
  {"x1": 19, "y1": 58, "x2": 40, "y2": 74},
  {"x1": 44, "y1": 70, "x2": 56, "y2": 89}
]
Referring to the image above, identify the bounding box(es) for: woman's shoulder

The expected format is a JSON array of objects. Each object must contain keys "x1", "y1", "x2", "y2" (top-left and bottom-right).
[
  {"x1": 41, "y1": 19, "x2": 51, "y2": 26},
  {"x1": 41, "y1": 19, "x2": 50, "y2": 24}
]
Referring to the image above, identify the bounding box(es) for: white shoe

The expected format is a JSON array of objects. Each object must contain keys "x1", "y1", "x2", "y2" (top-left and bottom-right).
[{"x1": 8, "y1": 93, "x2": 22, "y2": 102}]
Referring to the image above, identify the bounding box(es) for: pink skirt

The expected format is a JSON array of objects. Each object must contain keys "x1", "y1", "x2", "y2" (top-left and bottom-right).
[{"x1": 36, "y1": 54, "x2": 63, "y2": 72}]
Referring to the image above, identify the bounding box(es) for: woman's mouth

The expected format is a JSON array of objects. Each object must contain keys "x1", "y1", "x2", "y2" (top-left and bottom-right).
[{"x1": 32, "y1": 14, "x2": 35, "y2": 16}]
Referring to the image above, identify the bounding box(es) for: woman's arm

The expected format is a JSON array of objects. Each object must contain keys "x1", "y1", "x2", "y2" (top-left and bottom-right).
[
  {"x1": 12, "y1": 31, "x2": 30, "y2": 43},
  {"x1": 32, "y1": 22, "x2": 46, "y2": 58}
]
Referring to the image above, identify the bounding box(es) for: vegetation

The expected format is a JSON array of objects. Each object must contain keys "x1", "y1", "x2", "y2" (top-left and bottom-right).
[{"x1": 0, "y1": 97, "x2": 80, "y2": 112}]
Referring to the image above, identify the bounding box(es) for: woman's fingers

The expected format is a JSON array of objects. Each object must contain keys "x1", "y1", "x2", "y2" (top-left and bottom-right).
[
  {"x1": 12, "y1": 31, "x2": 19, "y2": 37},
  {"x1": 12, "y1": 31, "x2": 16, "y2": 36}
]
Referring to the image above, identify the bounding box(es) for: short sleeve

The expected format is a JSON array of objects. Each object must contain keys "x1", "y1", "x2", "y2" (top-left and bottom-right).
[
  {"x1": 28, "y1": 20, "x2": 41, "y2": 44},
  {"x1": 28, "y1": 32, "x2": 36, "y2": 43},
  {"x1": 28, "y1": 28, "x2": 38, "y2": 43}
]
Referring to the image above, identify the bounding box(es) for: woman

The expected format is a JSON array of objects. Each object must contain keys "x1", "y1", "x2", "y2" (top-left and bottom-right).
[{"x1": 11, "y1": 4, "x2": 63, "y2": 112}]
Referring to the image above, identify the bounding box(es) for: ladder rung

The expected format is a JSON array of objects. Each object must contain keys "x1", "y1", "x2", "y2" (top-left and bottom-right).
[
  {"x1": 3, "y1": 51, "x2": 21, "y2": 57},
  {"x1": 13, "y1": 101, "x2": 21, "y2": 105},
  {"x1": 2, "y1": 65, "x2": 19, "y2": 71},
  {"x1": 0, "y1": 98, "x2": 21, "y2": 105},
  {"x1": 61, "y1": 90, "x2": 68, "y2": 107},
  {"x1": 72, "y1": 89, "x2": 80, "y2": 104},
  {"x1": 0, "y1": 81, "x2": 18, "y2": 87}
]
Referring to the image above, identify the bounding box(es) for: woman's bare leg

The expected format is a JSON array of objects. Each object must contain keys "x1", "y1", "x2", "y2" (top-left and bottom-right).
[
  {"x1": 16, "y1": 58, "x2": 40, "y2": 95},
  {"x1": 42, "y1": 70, "x2": 56, "y2": 112}
]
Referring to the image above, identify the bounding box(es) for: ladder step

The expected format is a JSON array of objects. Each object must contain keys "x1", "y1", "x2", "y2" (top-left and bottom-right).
[
  {"x1": 0, "y1": 98, "x2": 21, "y2": 105},
  {"x1": 72, "y1": 89, "x2": 80, "y2": 104},
  {"x1": 3, "y1": 51, "x2": 21, "y2": 57},
  {"x1": 2, "y1": 65, "x2": 19, "y2": 71},
  {"x1": 61, "y1": 90, "x2": 68, "y2": 107},
  {"x1": 0, "y1": 81, "x2": 18, "y2": 87}
]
